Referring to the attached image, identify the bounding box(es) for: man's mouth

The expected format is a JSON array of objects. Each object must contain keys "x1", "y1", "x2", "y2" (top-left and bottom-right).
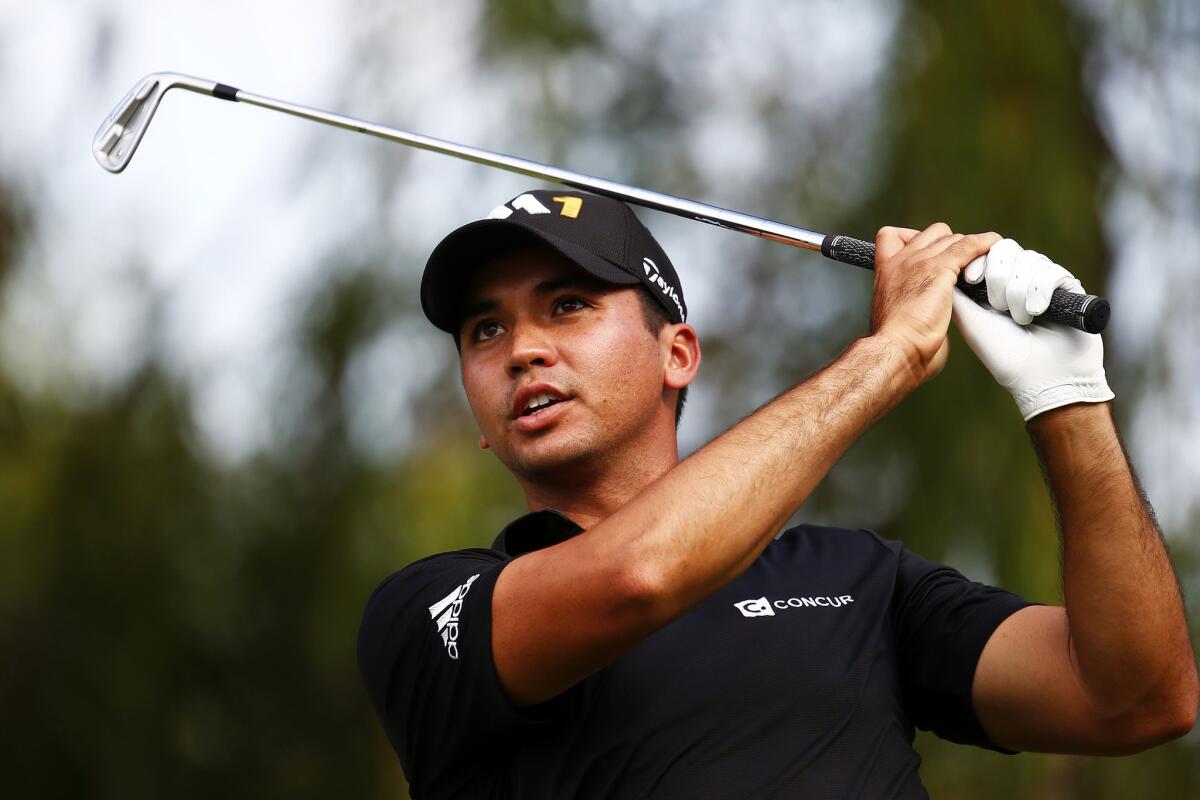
[
  {"x1": 511, "y1": 384, "x2": 575, "y2": 426},
  {"x1": 520, "y1": 392, "x2": 566, "y2": 417}
]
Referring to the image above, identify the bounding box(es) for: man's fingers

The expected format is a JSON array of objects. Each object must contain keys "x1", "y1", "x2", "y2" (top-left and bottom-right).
[
  {"x1": 963, "y1": 234, "x2": 1010, "y2": 285},
  {"x1": 963, "y1": 255, "x2": 987, "y2": 284},
  {"x1": 909, "y1": 232, "x2": 1000, "y2": 275},
  {"x1": 1027, "y1": 260, "x2": 1081, "y2": 316},
  {"x1": 944, "y1": 232, "x2": 1002, "y2": 274},
  {"x1": 1004, "y1": 250, "x2": 1044, "y2": 325},
  {"x1": 904, "y1": 221, "x2": 955, "y2": 253},
  {"x1": 984, "y1": 239, "x2": 1023, "y2": 311},
  {"x1": 910, "y1": 232, "x2": 963, "y2": 262},
  {"x1": 874, "y1": 226, "x2": 922, "y2": 263}
]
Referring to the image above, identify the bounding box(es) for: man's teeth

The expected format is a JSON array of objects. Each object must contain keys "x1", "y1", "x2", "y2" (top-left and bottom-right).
[{"x1": 525, "y1": 392, "x2": 561, "y2": 413}]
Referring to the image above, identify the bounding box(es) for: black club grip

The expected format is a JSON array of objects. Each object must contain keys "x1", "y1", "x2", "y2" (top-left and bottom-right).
[{"x1": 820, "y1": 234, "x2": 1110, "y2": 334}]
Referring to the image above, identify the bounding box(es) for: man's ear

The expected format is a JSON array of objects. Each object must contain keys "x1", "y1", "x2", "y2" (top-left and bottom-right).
[
  {"x1": 479, "y1": 435, "x2": 490, "y2": 450},
  {"x1": 663, "y1": 323, "x2": 701, "y2": 392}
]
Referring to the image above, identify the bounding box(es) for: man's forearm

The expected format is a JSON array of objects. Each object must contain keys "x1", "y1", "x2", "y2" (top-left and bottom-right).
[
  {"x1": 600, "y1": 334, "x2": 914, "y2": 619},
  {"x1": 1029, "y1": 403, "x2": 1199, "y2": 725}
]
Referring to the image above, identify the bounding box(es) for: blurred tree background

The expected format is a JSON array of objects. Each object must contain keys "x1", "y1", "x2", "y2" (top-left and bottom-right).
[{"x1": 1, "y1": 0, "x2": 1197, "y2": 797}]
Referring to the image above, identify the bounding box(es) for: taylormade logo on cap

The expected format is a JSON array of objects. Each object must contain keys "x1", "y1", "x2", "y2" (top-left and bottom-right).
[
  {"x1": 487, "y1": 193, "x2": 552, "y2": 219},
  {"x1": 643, "y1": 257, "x2": 684, "y2": 321}
]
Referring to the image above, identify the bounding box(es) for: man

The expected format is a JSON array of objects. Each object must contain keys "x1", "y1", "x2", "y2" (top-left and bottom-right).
[{"x1": 358, "y1": 189, "x2": 1197, "y2": 798}]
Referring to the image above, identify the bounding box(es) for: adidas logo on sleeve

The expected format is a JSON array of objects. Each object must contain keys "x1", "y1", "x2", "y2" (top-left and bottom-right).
[{"x1": 428, "y1": 574, "x2": 480, "y2": 660}]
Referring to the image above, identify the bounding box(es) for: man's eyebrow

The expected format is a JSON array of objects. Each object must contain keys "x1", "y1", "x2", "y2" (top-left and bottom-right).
[
  {"x1": 459, "y1": 298, "x2": 499, "y2": 327},
  {"x1": 530, "y1": 276, "x2": 608, "y2": 296},
  {"x1": 459, "y1": 276, "x2": 609, "y2": 328}
]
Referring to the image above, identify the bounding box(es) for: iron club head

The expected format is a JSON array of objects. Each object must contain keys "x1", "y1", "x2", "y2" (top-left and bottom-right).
[{"x1": 92, "y1": 73, "x2": 218, "y2": 173}]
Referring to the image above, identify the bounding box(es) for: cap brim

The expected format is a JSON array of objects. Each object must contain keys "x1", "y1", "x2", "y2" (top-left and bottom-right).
[{"x1": 421, "y1": 218, "x2": 642, "y2": 334}]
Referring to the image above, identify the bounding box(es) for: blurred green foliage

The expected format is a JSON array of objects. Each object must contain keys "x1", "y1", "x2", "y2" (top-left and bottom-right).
[{"x1": 2, "y1": 1, "x2": 1196, "y2": 797}]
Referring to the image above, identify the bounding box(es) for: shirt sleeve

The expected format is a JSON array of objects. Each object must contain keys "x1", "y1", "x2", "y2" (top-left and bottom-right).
[
  {"x1": 356, "y1": 549, "x2": 563, "y2": 795},
  {"x1": 891, "y1": 546, "x2": 1034, "y2": 753}
]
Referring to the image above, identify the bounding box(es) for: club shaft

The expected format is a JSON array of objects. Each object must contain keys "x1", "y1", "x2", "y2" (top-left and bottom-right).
[
  {"x1": 223, "y1": 84, "x2": 1110, "y2": 334},
  {"x1": 229, "y1": 88, "x2": 829, "y2": 253}
]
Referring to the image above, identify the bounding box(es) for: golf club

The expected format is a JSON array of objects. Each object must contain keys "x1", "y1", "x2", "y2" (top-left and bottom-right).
[{"x1": 93, "y1": 72, "x2": 1110, "y2": 334}]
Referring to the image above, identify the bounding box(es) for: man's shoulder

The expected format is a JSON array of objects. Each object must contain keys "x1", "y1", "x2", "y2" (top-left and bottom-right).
[
  {"x1": 366, "y1": 546, "x2": 508, "y2": 607},
  {"x1": 774, "y1": 522, "x2": 904, "y2": 558},
  {"x1": 399, "y1": 545, "x2": 509, "y2": 575}
]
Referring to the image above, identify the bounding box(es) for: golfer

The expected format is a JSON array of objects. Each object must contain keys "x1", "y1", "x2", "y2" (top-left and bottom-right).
[{"x1": 358, "y1": 189, "x2": 1197, "y2": 798}]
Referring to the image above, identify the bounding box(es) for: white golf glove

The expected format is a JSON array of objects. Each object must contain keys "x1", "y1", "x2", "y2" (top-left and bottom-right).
[{"x1": 951, "y1": 238, "x2": 1114, "y2": 422}]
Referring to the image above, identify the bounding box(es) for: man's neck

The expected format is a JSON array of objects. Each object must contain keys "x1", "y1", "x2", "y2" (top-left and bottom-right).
[{"x1": 517, "y1": 436, "x2": 680, "y2": 530}]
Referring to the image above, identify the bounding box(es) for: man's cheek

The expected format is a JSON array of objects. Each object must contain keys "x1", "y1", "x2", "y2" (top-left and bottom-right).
[{"x1": 462, "y1": 384, "x2": 501, "y2": 437}]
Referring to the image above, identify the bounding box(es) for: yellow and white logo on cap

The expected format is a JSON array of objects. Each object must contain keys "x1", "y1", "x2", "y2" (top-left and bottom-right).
[{"x1": 487, "y1": 192, "x2": 583, "y2": 220}]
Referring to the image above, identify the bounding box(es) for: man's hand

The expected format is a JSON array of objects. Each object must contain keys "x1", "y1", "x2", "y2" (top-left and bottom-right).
[
  {"x1": 871, "y1": 224, "x2": 1001, "y2": 389},
  {"x1": 951, "y1": 239, "x2": 1115, "y2": 420}
]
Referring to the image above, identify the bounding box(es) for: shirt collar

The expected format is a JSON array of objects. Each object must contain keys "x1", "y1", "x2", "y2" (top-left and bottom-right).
[{"x1": 492, "y1": 509, "x2": 584, "y2": 556}]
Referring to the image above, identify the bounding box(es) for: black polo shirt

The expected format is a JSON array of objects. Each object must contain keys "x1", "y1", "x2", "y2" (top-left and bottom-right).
[{"x1": 358, "y1": 510, "x2": 1031, "y2": 798}]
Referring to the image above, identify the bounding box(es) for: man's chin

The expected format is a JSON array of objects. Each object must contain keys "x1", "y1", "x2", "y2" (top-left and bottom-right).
[{"x1": 503, "y1": 436, "x2": 600, "y2": 483}]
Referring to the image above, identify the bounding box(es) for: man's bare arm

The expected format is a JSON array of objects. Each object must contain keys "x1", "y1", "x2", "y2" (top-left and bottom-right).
[
  {"x1": 493, "y1": 224, "x2": 997, "y2": 706},
  {"x1": 973, "y1": 402, "x2": 1199, "y2": 753}
]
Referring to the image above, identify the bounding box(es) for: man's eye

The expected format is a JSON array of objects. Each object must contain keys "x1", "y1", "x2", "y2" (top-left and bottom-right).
[
  {"x1": 554, "y1": 297, "x2": 588, "y2": 314},
  {"x1": 474, "y1": 320, "x2": 504, "y2": 341}
]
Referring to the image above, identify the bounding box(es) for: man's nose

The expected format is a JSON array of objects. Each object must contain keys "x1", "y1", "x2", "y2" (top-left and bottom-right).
[{"x1": 507, "y1": 324, "x2": 558, "y2": 375}]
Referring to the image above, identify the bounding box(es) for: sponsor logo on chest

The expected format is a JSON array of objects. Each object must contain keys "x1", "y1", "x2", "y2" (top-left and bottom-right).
[{"x1": 733, "y1": 594, "x2": 855, "y2": 618}]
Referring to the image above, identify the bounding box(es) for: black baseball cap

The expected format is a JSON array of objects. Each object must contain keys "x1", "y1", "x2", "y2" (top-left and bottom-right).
[{"x1": 421, "y1": 189, "x2": 687, "y2": 335}]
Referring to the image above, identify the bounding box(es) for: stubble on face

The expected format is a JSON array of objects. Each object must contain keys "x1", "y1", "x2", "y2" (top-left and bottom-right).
[{"x1": 458, "y1": 247, "x2": 670, "y2": 487}]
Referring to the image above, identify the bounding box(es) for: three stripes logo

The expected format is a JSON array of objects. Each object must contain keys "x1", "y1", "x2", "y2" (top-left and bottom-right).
[{"x1": 428, "y1": 574, "x2": 480, "y2": 660}]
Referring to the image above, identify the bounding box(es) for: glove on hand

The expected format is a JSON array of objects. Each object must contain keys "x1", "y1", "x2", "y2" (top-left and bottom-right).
[{"x1": 951, "y1": 238, "x2": 1114, "y2": 421}]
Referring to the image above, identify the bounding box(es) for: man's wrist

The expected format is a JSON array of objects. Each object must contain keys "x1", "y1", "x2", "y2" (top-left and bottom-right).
[
  {"x1": 861, "y1": 333, "x2": 922, "y2": 395},
  {"x1": 845, "y1": 334, "x2": 921, "y2": 422},
  {"x1": 1027, "y1": 400, "x2": 1113, "y2": 440},
  {"x1": 1017, "y1": 372, "x2": 1116, "y2": 422},
  {"x1": 1027, "y1": 401, "x2": 1124, "y2": 478}
]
